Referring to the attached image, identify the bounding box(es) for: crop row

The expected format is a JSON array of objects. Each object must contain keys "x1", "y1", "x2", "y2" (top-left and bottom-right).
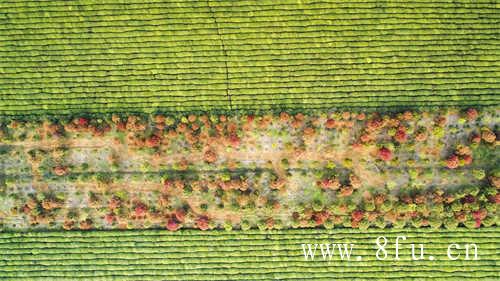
[
  {"x1": 2, "y1": 21, "x2": 499, "y2": 36},
  {"x1": 1, "y1": 0, "x2": 497, "y2": 10},
  {"x1": 2, "y1": 26, "x2": 498, "y2": 41},
  {"x1": 2, "y1": 50, "x2": 498, "y2": 64},
  {"x1": 0, "y1": 86, "x2": 497, "y2": 99},
  {"x1": 0, "y1": 91, "x2": 496, "y2": 105},
  {"x1": 2, "y1": 77, "x2": 498, "y2": 92},
  {"x1": 1, "y1": 5, "x2": 498, "y2": 20},
  {"x1": 0, "y1": 99, "x2": 497, "y2": 116},
  {"x1": 3, "y1": 35, "x2": 498, "y2": 49},
  {"x1": 4, "y1": 61, "x2": 498, "y2": 79}
]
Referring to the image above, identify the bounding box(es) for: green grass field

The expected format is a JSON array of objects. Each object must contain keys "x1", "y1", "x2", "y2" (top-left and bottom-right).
[
  {"x1": 0, "y1": 0, "x2": 499, "y2": 115},
  {"x1": 1, "y1": 228, "x2": 499, "y2": 280}
]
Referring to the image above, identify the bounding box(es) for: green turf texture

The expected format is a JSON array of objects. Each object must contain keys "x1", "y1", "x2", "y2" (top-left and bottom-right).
[
  {"x1": 0, "y1": 228, "x2": 498, "y2": 280},
  {"x1": 0, "y1": 0, "x2": 499, "y2": 115}
]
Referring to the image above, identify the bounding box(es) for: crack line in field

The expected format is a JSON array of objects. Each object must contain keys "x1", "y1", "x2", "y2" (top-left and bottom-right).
[{"x1": 207, "y1": 0, "x2": 232, "y2": 111}]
